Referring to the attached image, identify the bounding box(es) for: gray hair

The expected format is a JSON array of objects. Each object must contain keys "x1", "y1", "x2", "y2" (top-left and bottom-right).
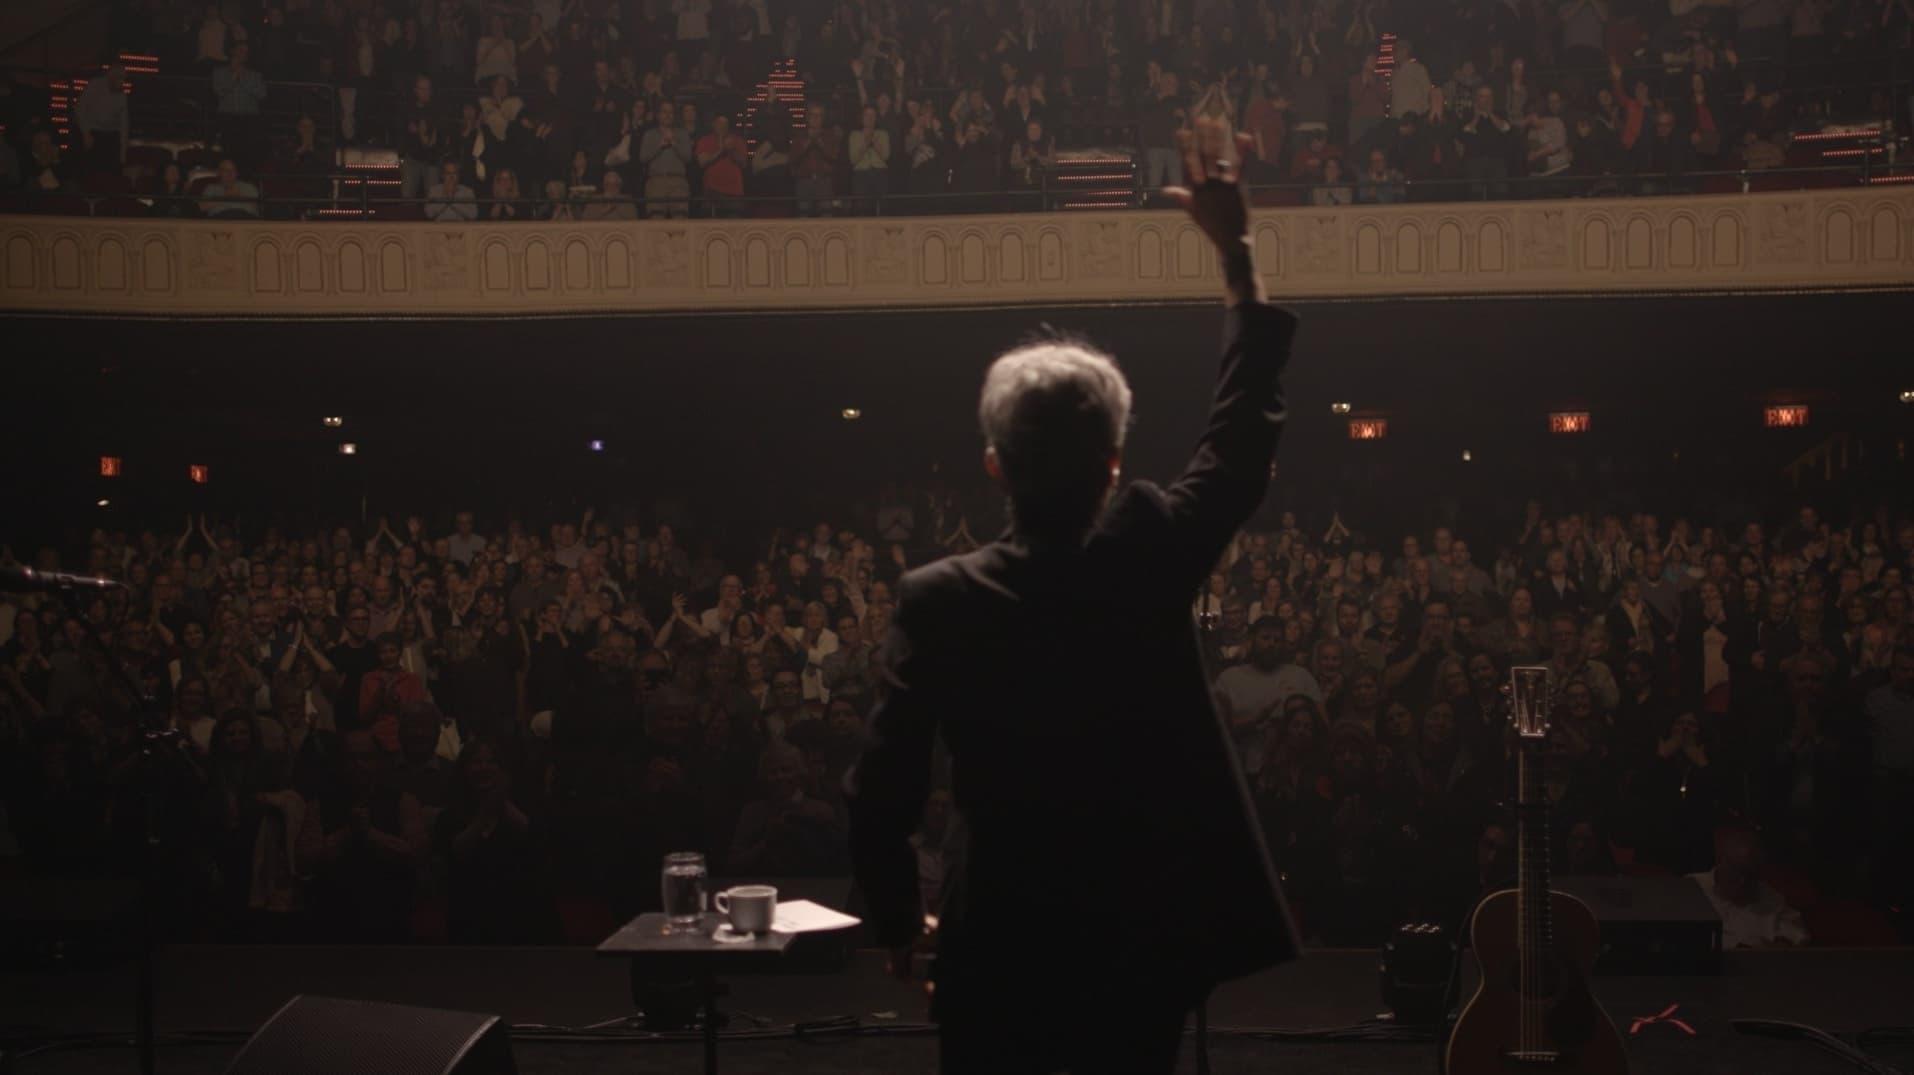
[{"x1": 978, "y1": 334, "x2": 1132, "y2": 537}]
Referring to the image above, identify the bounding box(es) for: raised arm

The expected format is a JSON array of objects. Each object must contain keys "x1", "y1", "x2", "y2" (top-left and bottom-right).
[{"x1": 1155, "y1": 120, "x2": 1300, "y2": 592}]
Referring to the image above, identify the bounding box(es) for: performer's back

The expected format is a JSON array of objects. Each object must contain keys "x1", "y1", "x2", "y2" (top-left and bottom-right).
[{"x1": 847, "y1": 120, "x2": 1302, "y2": 1074}]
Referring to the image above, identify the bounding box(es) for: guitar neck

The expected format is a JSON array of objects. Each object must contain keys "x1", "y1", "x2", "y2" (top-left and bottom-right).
[{"x1": 1518, "y1": 742, "x2": 1552, "y2": 942}]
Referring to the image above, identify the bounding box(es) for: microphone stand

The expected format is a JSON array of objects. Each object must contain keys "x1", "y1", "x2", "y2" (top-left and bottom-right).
[
  {"x1": 1192, "y1": 609, "x2": 1222, "y2": 1075},
  {"x1": 52, "y1": 586, "x2": 184, "y2": 1075}
]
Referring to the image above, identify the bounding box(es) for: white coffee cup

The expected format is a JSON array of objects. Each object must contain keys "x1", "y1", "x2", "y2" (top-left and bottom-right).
[{"x1": 713, "y1": 885, "x2": 778, "y2": 934}]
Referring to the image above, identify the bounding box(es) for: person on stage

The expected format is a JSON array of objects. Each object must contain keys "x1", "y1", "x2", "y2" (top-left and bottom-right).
[{"x1": 846, "y1": 117, "x2": 1303, "y2": 1074}]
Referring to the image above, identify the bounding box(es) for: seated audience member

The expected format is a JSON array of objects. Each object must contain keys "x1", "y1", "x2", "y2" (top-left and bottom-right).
[
  {"x1": 536, "y1": 178, "x2": 575, "y2": 220},
  {"x1": 424, "y1": 160, "x2": 477, "y2": 221},
  {"x1": 727, "y1": 742, "x2": 847, "y2": 875},
  {"x1": 580, "y1": 168, "x2": 637, "y2": 219},
  {"x1": 485, "y1": 168, "x2": 527, "y2": 220},
  {"x1": 198, "y1": 158, "x2": 260, "y2": 218},
  {"x1": 147, "y1": 161, "x2": 196, "y2": 217},
  {"x1": 1355, "y1": 148, "x2": 1404, "y2": 204}
]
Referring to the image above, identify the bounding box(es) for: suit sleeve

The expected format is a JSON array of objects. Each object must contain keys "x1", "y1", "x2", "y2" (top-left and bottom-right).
[
  {"x1": 1159, "y1": 301, "x2": 1300, "y2": 591},
  {"x1": 842, "y1": 574, "x2": 939, "y2": 947}
]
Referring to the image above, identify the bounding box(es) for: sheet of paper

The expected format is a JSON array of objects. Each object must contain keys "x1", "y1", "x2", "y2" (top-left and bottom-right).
[{"x1": 772, "y1": 899, "x2": 861, "y2": 934}]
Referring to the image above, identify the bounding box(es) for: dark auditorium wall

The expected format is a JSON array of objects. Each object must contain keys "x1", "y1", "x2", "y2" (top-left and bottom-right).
[{"x1": 3, "y1": 290, "x2": 1908, "y2": 554}]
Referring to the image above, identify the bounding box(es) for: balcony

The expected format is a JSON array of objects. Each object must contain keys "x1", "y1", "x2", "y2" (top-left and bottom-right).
[{"x1": 3, "y1": 184, "x2": 1910, "y2": 317}]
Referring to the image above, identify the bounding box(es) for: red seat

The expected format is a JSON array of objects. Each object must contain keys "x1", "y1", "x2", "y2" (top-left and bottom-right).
[
  {"x1": 1757, "y1": 862, "x2": 1820, "y2": 911},
  {"x1": 1802, "y1": 899, "x2": 1899, "y2": 946}
]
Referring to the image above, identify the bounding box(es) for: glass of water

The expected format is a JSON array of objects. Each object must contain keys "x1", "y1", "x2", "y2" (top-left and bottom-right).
[{"x1": 661, "y1": 851, "x2": 708, "y2": 933}]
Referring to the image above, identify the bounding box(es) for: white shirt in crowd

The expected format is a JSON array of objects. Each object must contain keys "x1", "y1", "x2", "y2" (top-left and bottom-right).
[
  {"x1": 701, "y1": 605, "x2": 737, "y2": 641},
  {"x1": 447, "y1": 532, "x2": 486, "y2": 564},
  {"x1": 788, "y1": 626, "x2": 840, "y2": 702},
  {"x1": 674, "y1": 0, "x2": 711, "y2": 40},
  {"x1": 1688, "y1": 872, "x2": 1808, "y2": 949},
  {"x1": 1214, "y1": 661, "x2": 1324, "y2": 722}
]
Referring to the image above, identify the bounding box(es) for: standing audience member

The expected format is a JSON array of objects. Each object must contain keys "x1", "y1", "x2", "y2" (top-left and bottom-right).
[{"x1": 424, "y1": 160, "x2": 478, "y2": 221}]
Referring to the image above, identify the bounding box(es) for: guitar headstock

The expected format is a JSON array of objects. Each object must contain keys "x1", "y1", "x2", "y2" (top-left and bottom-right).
[{"x1": 1508, "y1": 665, "x2": 1552, "y2": 740}]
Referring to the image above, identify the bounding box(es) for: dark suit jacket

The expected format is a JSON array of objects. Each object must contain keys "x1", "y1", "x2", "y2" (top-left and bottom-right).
[
  {"x1": 1605, "y1": 599, "x2": 1672, "y2": 654},
  {"x1": 845, "y1": 303, "x2": 1302, "y2": 1017},
  {"x1": 1531, "y1": 573, "x2": 1585, "y2": 621}
]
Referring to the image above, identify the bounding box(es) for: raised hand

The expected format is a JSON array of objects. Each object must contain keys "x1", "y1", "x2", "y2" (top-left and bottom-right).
[{"x1": 1163, "y1": 117, "x2": 1263, "y2": 304}]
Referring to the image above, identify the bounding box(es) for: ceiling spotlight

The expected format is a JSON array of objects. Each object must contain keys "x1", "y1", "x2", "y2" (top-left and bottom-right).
[
  {"x1": 1901, "y1": 389, "x2": 1914, "y2": 404},
  {"x1": 841, "y1": 407, "x2": 863, "y2": 421},
  {"x1": 1330, "y1": 401, "x2": 1352, "y2": 415},
  {"x1": 322, "y1": 416, "x2": 344, "y2": 428},
  {"x1": 1461, "y1": 449, "x2": 1473, "y2": 462},
  {"x1": 588, "y1": 439, "x2": 606, "y2": 453},
  {"x1": 96, "y1": 498, "x2": 111, "y2": 508},
  {"x1": 338, "y1": 442, "x2": 358, "y2": 456}
]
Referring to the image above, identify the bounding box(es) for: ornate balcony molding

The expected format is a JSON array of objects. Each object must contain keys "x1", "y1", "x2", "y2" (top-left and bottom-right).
[{"x1": 3, "y1": 188, "x2": 1911, "y2": 317}]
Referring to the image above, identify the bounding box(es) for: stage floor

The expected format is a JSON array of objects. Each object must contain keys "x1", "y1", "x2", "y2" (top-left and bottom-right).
[{"x1": 5, "y1": 945, "x2": 1912, "y2": 1073}]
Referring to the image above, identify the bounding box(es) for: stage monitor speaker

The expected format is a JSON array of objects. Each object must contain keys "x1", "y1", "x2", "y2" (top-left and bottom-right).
[
  {"x1": 225, "y1": 995, "x2": 517, "y2": 1075},
  {"x1": 1554, "y1": 874, "x2": 1723, "y2": 975}
]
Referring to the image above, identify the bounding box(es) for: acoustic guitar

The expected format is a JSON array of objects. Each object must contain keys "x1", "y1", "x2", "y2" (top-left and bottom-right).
[{"x1": 1446, "y1": 665, "x2": 1629, "y2": 1075}]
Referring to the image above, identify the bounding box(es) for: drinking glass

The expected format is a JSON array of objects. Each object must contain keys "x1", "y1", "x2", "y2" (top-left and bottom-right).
[{"x1": 661, "y1": 851, "x2": 708, "y2": 933}]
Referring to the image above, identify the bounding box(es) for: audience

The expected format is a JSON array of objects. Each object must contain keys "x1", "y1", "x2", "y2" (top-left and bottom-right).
[
  {"x1": 2, "y1": 479, "x2": 1910, "y2": 947},
  {"x1": 4, "y1": 0, "x2": 1906, "y2": 217}
]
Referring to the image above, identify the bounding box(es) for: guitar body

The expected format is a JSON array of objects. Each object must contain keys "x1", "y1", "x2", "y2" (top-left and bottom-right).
[{"x1": 1447, "y1": 888, "x2": 1629, "y2": 1075}]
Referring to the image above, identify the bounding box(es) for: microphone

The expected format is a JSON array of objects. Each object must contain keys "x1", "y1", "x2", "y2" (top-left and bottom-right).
[{"x1": 0, "y1": 565, "x2": 129, "y2": 592}]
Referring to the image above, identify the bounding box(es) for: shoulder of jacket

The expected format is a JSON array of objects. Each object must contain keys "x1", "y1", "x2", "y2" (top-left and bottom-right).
[{"x1": 1098, "y1": 479, "x2": 1171, "y2": 538}]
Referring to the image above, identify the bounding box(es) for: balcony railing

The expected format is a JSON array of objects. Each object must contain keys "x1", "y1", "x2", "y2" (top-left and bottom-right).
[
  {"x1": 3, "y1": 184, "x2": 1910, "y2": 319},
  {"x1": 6, "y1": 162, "x2": 1908, "y2": 222}
]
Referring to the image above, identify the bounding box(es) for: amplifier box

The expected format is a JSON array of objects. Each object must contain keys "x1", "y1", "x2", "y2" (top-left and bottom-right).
[{"x1": 1555, "y1": 875, "x2": 1722, "y2": 975}]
